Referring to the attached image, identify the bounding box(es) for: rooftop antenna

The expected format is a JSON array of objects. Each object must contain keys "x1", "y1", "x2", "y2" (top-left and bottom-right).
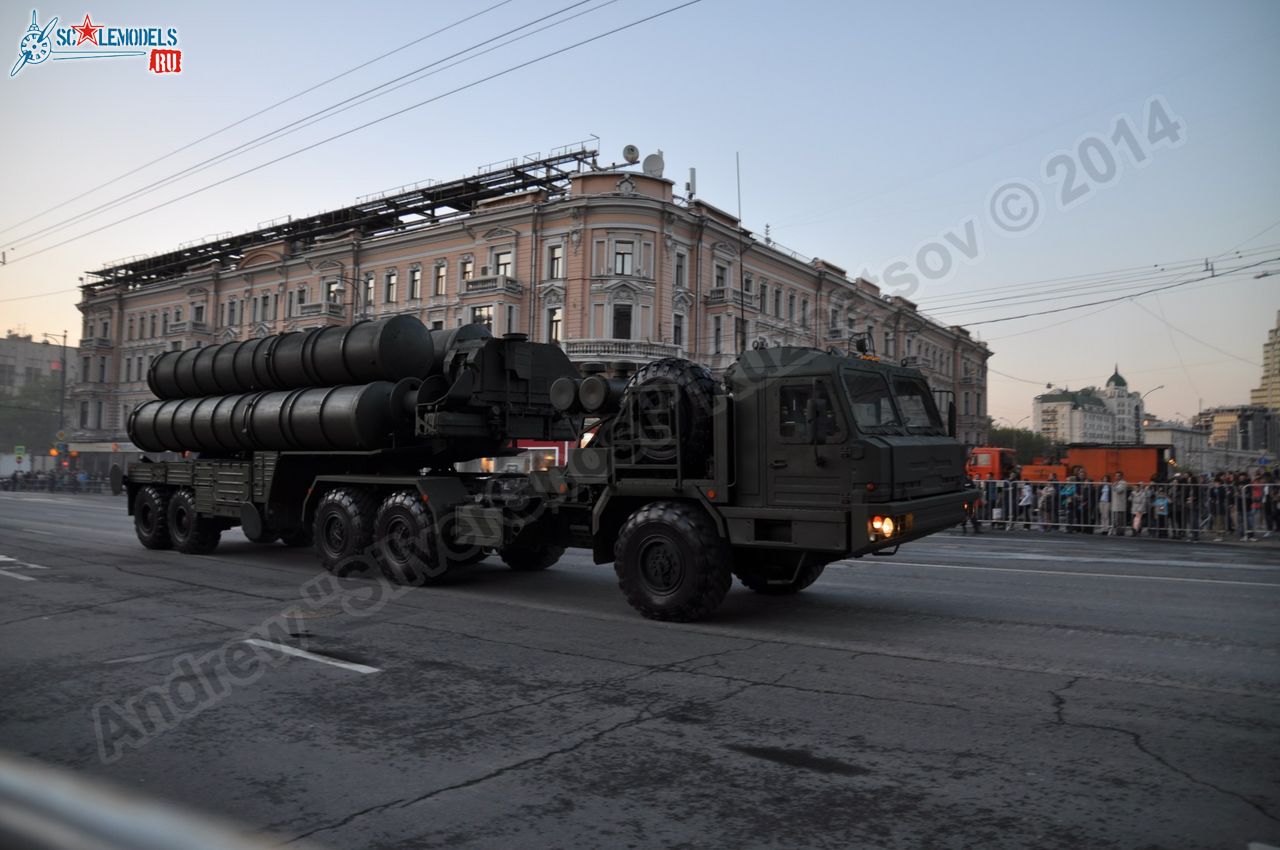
[{"x1": 685, "y1": 167, "x2": 696, "y2": 200}]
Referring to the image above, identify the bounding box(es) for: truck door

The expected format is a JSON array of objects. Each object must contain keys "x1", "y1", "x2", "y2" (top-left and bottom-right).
[{"x1": 765, "y1": 378, "x2": 847, "y2": 507}]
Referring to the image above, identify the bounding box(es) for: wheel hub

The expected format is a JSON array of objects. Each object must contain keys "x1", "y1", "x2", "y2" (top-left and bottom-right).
[
  {"x1": 638, "y1": 535, "x2": 684, "y2": 595},
  {"x1": 322, "y1": 515, "x2": 347, "y2": 553}
]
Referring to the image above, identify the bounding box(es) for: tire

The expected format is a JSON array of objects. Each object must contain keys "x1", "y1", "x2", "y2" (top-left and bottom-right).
[
  {"x1": 609, "y1": 359, "x2": 717, "y2": 470},
  {"x1": 372, "y1": 490, "x2": 448, "y2": 586},
  {"x1": 133, "y1": 485, "x2": 173, "y2": 550},
  {"x1": 734, "y1": 560, "x2": 826, "y2": 595},
  {"x1": 167, "y1": 488, "x2": 222, "y2": 554},
  {"x1": 614, "y1": 501, "x2": 731, "y2": 621},
  {"x1": 501, "y1": 544, "x2": 565, "y2": 572},
  {"x1": 312, "y1": 487, "x2": 378, "y2": 576}
]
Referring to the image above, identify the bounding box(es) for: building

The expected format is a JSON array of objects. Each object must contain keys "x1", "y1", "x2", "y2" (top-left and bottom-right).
[
  {"x1": 0, "y1": 330, "x2": 74, "y2": 399},
  {"x1": 1143, "y1": 420, "x2": 1259, "y2": 473},
  {"x1": 1032, "y1": 367, "x2": 1145, "y2": 444},
  {"x1": 1194, "y1": 405, "x2": 1276, "y2": 454},
  {"x1": 69, "y1": 144, "x2": 992, "y2": 468},
  {"x1": 1250, "y1": 309, "x2": 1280, "y2": 412}
]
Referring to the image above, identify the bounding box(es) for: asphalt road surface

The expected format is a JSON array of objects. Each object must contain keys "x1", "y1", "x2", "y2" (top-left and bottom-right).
[{"x1": 1, "y1": 491, "x2": 1278, "y2": 849}]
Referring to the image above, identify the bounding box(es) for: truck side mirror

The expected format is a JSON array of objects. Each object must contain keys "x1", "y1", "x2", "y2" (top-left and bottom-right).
[{"x1": 947, "y1": 400, "x2": 957, "y2": 438}]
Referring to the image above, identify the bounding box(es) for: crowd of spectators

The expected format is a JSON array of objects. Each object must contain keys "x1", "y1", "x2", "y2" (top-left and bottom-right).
[
  {"x1": 3, "y1": 469, "x2": 112, "y2": 494},
  {"x1": 963, "y1": 469, "x2": 1279, "y2": 542}
]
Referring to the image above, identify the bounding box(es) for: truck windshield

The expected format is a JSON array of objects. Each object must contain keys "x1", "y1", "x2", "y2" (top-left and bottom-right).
[
  {"x1": 892, "y1": 377, "x2": 945, "y2": 433},
  {"x1": 842, "y1": 370, "x2": 901, "y2": 433}
]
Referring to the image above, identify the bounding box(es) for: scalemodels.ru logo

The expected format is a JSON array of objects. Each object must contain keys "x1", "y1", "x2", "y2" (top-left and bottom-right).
[{"x1": 10, "y1": 9, "x2": 183, "y2": 77}]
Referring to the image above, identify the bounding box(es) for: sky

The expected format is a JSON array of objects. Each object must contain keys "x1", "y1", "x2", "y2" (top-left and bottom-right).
[{"x1": 1, "y1": 0, "x2": 1278, "y2": 426}]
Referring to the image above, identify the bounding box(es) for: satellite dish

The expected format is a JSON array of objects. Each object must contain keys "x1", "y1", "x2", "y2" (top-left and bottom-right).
[
  {"x1": 622, "y1": 145, "x2": 640, "y2": 164},
  {"x1": 642, "y1": 152, "x2": 665, "y2": 178}
]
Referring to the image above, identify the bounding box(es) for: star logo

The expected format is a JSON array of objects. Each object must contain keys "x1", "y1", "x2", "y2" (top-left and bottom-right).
[{"x1": 71, "y1": 13, "x2": 102, "y2": 46}]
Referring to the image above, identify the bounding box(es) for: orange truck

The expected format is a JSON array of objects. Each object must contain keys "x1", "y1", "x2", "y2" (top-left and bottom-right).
[{"x1": 967, "y1": 444, "x2": 1173, "y2": 482}]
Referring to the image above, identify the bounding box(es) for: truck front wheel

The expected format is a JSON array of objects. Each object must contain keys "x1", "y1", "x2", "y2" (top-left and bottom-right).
[
  {"x1": 373, "y1": 490, "x2": 447, "y2": 586},
  {"x1": 168, "y1": 488, "x2": 222, "y2": 554},
  {"x1": 313, "y1": 488, "x2": 377, "y2": 576},
  {"x1": 133, "y1": 486, "x2": 173, "y2": 550},
  {"x1": 614, "y1": 501, "x2": 730, "y2": 621}
]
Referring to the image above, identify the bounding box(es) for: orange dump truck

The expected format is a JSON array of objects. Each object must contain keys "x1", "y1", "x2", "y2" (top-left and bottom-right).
[{"x1": 968, "y1": 444, "x2": 1173, "y2": 482}]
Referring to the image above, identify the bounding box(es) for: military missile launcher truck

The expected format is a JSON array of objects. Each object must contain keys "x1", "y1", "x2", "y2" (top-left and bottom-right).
[{"x1": 122, "y1": 316, "x2": 968, "y2": 621}]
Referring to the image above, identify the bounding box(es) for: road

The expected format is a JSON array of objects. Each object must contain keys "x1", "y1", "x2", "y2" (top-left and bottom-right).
[{"x1": 1, "y1": 491, "x2": 1278, "y2": 849}]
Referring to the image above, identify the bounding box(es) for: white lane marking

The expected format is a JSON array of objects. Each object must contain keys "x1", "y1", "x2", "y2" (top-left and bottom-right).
[
  {"x1": 22, "y1": 529, "x2": 53, "y2": 536},
  {"x1": 874, "y1": 561, "x2": 1280, "y2": 588},
  {"x1": 0, "y1": 556, "x2": 15, "y2": 562},
  {"x1": 20, "y1": 563, "x2": 49, "y2": 569},
  {"x1": 0, "y1": 569, "x2": 35, "y2": 582},
  {"x1": 945, "y1": 548, "x2": 1280, "y2": 572},
  {"x1": 242, "y1": 639, "x2": 380, "y2": 674}
]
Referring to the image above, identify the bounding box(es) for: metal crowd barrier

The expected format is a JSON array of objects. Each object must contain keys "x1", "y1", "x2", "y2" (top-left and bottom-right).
[{"x1": 964, "y1": 478, "x2": 1277, "y2": 542}]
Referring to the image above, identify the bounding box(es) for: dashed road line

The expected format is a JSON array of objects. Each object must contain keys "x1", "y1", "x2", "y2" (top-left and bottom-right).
[
  {"x1": 0, "y1": 569, "x2": 36, "y2": 582},
  {"x1": 878, "y1": 561, "x2": 1280, "y2": 588},
  {"x1": 242, "y1": 639, "x2": 380, "y2": 674}
]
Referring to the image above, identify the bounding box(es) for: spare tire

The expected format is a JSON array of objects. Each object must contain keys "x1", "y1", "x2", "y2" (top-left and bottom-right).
[{"x1": 607, "y1": 358, "x2": 717, "y2": 473}]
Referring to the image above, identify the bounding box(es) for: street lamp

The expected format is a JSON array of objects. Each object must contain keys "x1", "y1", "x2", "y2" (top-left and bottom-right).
[
  {"x1": 38, "y1": 331, "x2": 67, "y2": 432},
  {"x1": 1137, "y1": 385, "x2": 1164, "y2": 445}
]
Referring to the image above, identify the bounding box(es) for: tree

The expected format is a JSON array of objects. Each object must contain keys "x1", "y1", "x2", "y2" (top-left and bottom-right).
[
  {"x1": 0, "y1": 375, "x2": 63, "y2": 454},
  {"x1": 987, "y1": 426, "x2": 1057, "y2": 465}
]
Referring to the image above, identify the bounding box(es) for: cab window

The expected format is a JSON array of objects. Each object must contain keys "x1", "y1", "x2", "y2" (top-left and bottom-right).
[
  {"x1": 892, "y1": 377, "x2": 944, "y2": 432},
  {"x1": 778, "y1": 381, "x2": 843, "y2": 443},
  {"x1": 842, "y1": 370, "x2": 900, "y2": 433}
]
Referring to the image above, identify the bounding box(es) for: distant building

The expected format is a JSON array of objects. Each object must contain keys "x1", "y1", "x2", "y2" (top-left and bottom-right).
[
  {"x1": 1144, "y1": 419, "x2": 1260, "y2": 473},
  {"x1": 0, "y1": 330, "x2": 75, "y2": 399},
  {"x1": 1250, "y1": 310, "x2": 1280, "y2": 412},
  {"x1": 1032, "y1": 366, "x2": 1145, "y2": 444},
  {"x1": 1194, "y1": 405, "x2": 1275, "y2": 454}
]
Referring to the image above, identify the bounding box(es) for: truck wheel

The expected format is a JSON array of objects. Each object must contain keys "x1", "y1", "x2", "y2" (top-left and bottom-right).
[
  {"x1": 501, "y1": 544, "x2": 565, "y2": 572},
  {"x1": 373, "y1": 490, "x2": 447, "y2": 586},
  {"x1": 614, "y1": 501, "x2": 730, "y2": 621},
  {"x1": 168, "y1": 488, "x2": 222, "y2": 554},
  {"x1": 133, "y1": 486, "x2": 173, "y2": 550},
  {"x1": 313, "y1": 487, "x2": 377, "y2": 576},
  {"x1": 613, "y1": 359, "x2": 717, "y2": 469},
  {"x1": 734, "y1": 561, "x2": 826, "y2": 595}
]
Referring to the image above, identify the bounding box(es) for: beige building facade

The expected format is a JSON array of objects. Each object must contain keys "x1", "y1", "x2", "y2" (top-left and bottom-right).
[{"x1": 72, "y1": 148, "x2": 992, "y2": 458}]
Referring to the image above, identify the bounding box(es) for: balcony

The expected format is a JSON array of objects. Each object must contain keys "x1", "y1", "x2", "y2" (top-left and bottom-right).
[
  {"x1": 298, "y1": 302, "x2": 347, "y2": 319},
  {"x1": 78, "y1": 337, "x2": 113, "y2": 350},
  {"x1": 562, "y1": 339, "x2": 682, "y2": 362},
  {"x1": 825, "y1": 326, "x2": 849, "y2": 341},
  {"x1": 464, "y1": 275, "x2": 522, "y2": 295},
  {"x1": 165, "y1": 320, "x2": 211, "y2": 336},
  {"x1": 704, "y1": 287, "x2": 754, "y2": 307}
]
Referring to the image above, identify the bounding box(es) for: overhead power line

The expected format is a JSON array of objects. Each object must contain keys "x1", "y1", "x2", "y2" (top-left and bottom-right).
[
  {"x1": 0, "y1": 0, "x2": 519, "y2": 241},
  {"x1": 0, "y1": 0, "x2": 706, "y2": 268},
  {"x1": 4, "y1": 0, "x2": 607, "y2": 252}
]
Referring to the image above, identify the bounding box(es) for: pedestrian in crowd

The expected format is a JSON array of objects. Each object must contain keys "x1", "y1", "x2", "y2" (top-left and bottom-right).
[
  {"x1": 1132, "y1": 483, "x2": 1150, "y2": 536},
  {"x1": 1059, "y1": 476, "x2": 1077, "y2": 532},
  {"x1": 1112, "y1": 471, "x2": 1128, "y2": 535},
  {"x1": 1037, "y1": 481, "x2": 1056, "y2": 532},
  {"x1": 1075, "y1": 470, "x2": 1095, "y2": 534},
  {"x1": 1098, "y1": 473, "x2": 1112, "y2": 534},
  {"x1": 1018, "y1": 480, "x2": 1034, "y2": 530},
  {"x1": 1152, "y1": 487, "x2": 1171, "y2": 538},
  {"x1": 1267, "y1": 476, "x2": 1280, "y2": 535},
  {"x1": 1245, "y1": 473, "x2": 1266, "y2": 541}
]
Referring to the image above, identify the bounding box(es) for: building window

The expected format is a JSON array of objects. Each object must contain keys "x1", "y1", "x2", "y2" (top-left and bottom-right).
[
  {"x1": 385, "y1": 270, "x2": 397, "y2": 303},
  {"x1": 174, "y1": 306, "x2": 183, "y2": 323},
  {"x1": 788, "y1": 293, "x2": 796, "y2": 322},
  {"x1": 713, "y1": 315, "x2": 723, "y2": 355},
  {"x1": 263, "y1": 294, "x2": 273, "y2": 320},
  {"x1": 431, "y1": 319, "x2": 444, "y2": 331},
  {"x1": 409, "y1": 267, "x2": 422, "y2": 299},
  {"x1": 801, "y1": 298, "x2": 810, "y2": 327},
  {"x1": 547, "y1": 306, "x2": 562, "y2": 343},
  {"x1": 774, "y1": 289, "x2": 782, "y2": 316},
  {"x1": 743, "y1": 274, "x2": 754, "y2": 294},
  {"x1": 325, "y1": 279, "x2": 341, "y2": 303},
  {"x1": 506, "y1": 304, "x2": 516, "y2": 334},
  {"x1": 149, "y1": 314, "x2": 157, "y2": 337},
  {"x1": 613, "y1": 242, "x2": 634, "y2": 275},
  {"x1": 125, "y1": 359, "x2": 132, "y2": 382},
  {"x1": 715, "y1": 264, "x2": 727, "y2": 289},
  {"x1": 461, "y1": 258, "x2": 474, "y2": 281},
  {"x1": 735, "y1": 317, "x2": 747, "y2": 352},
  {"x1": 81, "y1": 356, "x2": 90, "y2": 380},
  {"x1": 97, "y1": 356, "x2": 106, "y2": 382},
  {"x1": 760, "y1": 283, "x2": 769, "y2": 314},
  {"x1": 79, "y1": 402, "x2": 88, "y2": 428},
  {"x1": 675, "y1": 253, "x2": 686, "y2": 288},
  {"x1": 434, "y1": 263, "x2": 447, "y2": 296},
  {"x1": 101, "y1": 320, "x2": 109, "y2": 338},
  {"x1": 494, "y1": 250, "x2": 513, "y2": 278},
  {"x1": 547, "y1": 245, "x2": 563, "y2": 279},
  {"x1": 673, "y1": 313, "x2": 684, "y2": 347},
  {"x1": 470, "y1": 305, "x2": 493, "y2": 328},
  {"x1": 363, "y1": 274, "x2": 375, "y2": 311},
  {"x1": 612, "y1": 303, "x2": 632, "y2": 339},
  {"x1": 127, "y1": 317, "x2": 134, "y2": 340},
  {"x1": 96, "y1": 401, "x2": 103, "y2": 430}
]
